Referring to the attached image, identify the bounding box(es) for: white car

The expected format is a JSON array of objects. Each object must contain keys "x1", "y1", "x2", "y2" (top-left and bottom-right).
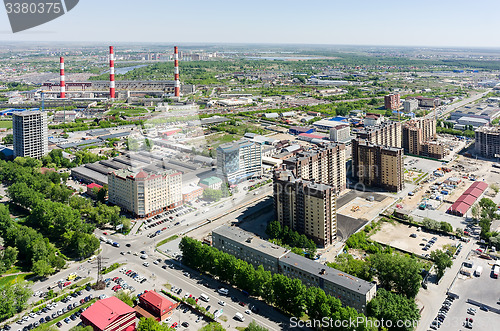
[
  {"x1": 245, "y1": 309, "x2": 251, "y2": 315},
  {"x1": 143, "y1": 262, "x2": 149, "y2": 267},
  {"x1": 184, "y1": 293, "x2": 191, "y2": 299},
  {"x1": 218, "y1": 301, "x2": 226, "y2": 306},
  {"x1": 165, "y1": 317, "x2": 172, "y2": 322}
]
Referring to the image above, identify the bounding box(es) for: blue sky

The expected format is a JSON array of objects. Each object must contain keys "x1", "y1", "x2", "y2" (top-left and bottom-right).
[{"x1": 1, "y1": 0, "x2": 500, "y2": 47}]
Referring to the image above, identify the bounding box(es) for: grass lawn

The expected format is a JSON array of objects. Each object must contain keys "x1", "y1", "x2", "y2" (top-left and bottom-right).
[
  {"x1": 0, "y1": 121, "x2": 12, "y2": 129},
  {"x1": 0, "y1": 273, "x2": 33, "y2": 287},
  {"x1": 156, "y1": 235, "x2": 179, "y2": 247},
  {"x1": 107, "y1": 107, "x2": 148, "y2": 117}
]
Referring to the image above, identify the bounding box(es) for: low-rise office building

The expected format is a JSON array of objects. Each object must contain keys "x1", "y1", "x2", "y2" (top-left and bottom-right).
[
  {"x1": 212, "y1": 225, "x2": 289, "y2": 274},
  {"x1": 279, "y1": 251, "x2": 376, "y2": 313},
  {"x1": 211, "y1": 225, "x2": 376, "y2": 313}
]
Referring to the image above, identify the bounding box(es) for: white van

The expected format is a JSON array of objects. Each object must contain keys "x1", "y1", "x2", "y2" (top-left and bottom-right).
[
  {"x1": 218, "y1": 288, "x2": 228, "y2": 295},
  {"x1": 99, "y1": 236, "x2": 106, "y2": 242},
  {"x1": 200, "y1": 293, "x2": 210, "y2": 302},
  {"x1": 234, "y1": 312, "x2": 245, "y2": 322},
  {"x1": 140, "y1": 254, "x2": 148, "y2": 260}
]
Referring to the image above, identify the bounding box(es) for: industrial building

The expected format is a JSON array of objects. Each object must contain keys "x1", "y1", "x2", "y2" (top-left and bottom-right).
[
  {"x1": 216, "y1": 139, "x2": 262, "y2": 184},
  {"x1": 81, "y1": 297, "x2": 136, "y2": 331},
  {"x1": 406, "y1": 96, "x2": 440, "y2": 108},
  {"x1": 354, "y1": 121, "x2": 402, "y2": 149},
  {"x1": 273, "y1": 170, "x2": 337, "y2": 247},
  {"x1": 475, "y1": 126, "x2": 500, "y2": 158},
  {"x1": 352, "y1": 139, "x2": 404, "y2": 192},
  {"x1": 384, "y1": 93, "x2": 401, "y2": 110},
  {"x1": 107, "y1": 168, "x2": 182, "y2": 218},
  {"x1": 211, "y1": 225, "x2": 376, "y2": 313},
  {"x1": 447, "y1": 181, "x2": 488, "y2": 217},
  {"x1": 12, "y1": 110, "x2": 48, "y2": 159},
  {"x1": 288, "y1": 126, "x2": 315, "y2": 135},
  {"x1": 282, "y1": 143, "x2": 346, "y2": 194}
]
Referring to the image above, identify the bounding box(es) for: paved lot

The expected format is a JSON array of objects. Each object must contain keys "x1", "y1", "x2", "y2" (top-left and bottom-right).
[
  {"x1": 370, "y1": 222, "x2": 458, "y2": 257},
  {"x1": 438, "y1": 255, "x2": 500, "y2": 331}
]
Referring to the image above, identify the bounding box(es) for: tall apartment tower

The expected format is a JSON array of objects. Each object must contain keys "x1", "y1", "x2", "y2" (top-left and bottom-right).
[
  {"x1": 274, "y1": 170, "x2": 337, "y2": 247},
  {"x1": 384, "y1": 93, "x2": 401, "y2": 110},
  {"x1": 216, "y1": 140, "x2": 262, "y2": 184},
  {"x1": 402, "y1": 118, "x2": 440, "y2": 157},
  {"x1": 355, "y1": 121, "x2": 402, "y2": 148},
  {"x1": 12, "y1": 111, "x2": 48, "y2": 159},
  {"x1": 475, "y1": 126, "x2": 500, "y2": 158},
  {"x1": 282, "y1": 143, "x2": 346, "y2": 193},
  {"x1": 352, "y1": 139, "x2": 404, "y2": 192}
]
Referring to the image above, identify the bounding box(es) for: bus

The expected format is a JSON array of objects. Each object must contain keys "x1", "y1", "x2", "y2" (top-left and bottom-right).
[{"x1": 493, "y1": 265, "x2": 499, "y2": 279}]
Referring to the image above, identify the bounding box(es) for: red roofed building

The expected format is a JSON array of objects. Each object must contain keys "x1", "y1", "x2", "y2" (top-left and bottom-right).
[
  {"x1": 137, "y1": 291, "x2": 178, "y2": 321},
  {"x1": 81, "y1": 297, "x2": 136, "y2": 331},
  {"x1": 87, "y1": 183, "x2": 104, "y2": 198},
  {"x1": 448, "y1": 181, "x2": 488, "y2": 217}
]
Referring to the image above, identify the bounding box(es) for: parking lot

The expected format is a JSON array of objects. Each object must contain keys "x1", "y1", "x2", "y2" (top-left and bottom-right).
[
  {"x1": 437, "y1": 254, "x2": 500, "y2": 331},
  {"x1": 370, "y1": 222, "x2": 458, "y2": 257}
]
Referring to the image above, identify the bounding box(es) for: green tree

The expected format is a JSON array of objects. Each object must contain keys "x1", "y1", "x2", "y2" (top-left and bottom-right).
[
  {"x1": 368, "y1": 289, "x2": 420, "y2": 331},
  {"x1": 199, "y1": 323, "x2": 226, "y2": 331},
  {"x1": 244, "y1": 321, "x2": 268, "y2": 331},
  {"x1": 69, "y1": 326, "x2": 94, "y2": 331},
  {"x1": 2, "y1": 246, "x2": 18, "y2": 269},
  {"x1": 2, "y1": 134, "x2": 13, "y2": 145},
  {"x1": 430, "y1": 249, "x2": 452, "y2": 279},
  {"x1": 32, "y1": 259, "x2": 55, "y2": 277},
  {"x1": 203, "y1": 188, "x2": 223, "y2": 202},
  {"x1": 371, "y1": 253, "x2": 422, "y2": 298},
  {"x1": 0, "y1": 281, "x2": 32, "y2": 321},
  {"x1": 137, "y1": 317, "x2": 166, "y2": 331},
  {"x1": 114, "y1": 290, "x2": 135, "y2": 307},
  {"x1": 96, "y1": 185, "x2": 108, "y2": 203}
]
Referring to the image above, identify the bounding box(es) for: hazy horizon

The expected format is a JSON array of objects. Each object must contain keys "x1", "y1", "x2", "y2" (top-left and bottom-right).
[{"x1": 1, "y1": 0, "x2": 500, "y2": 48}]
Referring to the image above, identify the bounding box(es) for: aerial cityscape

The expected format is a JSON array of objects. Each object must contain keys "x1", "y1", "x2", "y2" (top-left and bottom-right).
[{"x1": 0, "y1": 2, "x2": 500, "y2": 331}]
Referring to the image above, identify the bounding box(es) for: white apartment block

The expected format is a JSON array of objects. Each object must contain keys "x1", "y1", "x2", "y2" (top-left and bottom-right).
[
  {"x1": 108, "y1": 169, "x2": 182, "y2": 217},
  {"x1": 329, "y1": 124, "x2": 351, "y2": 143},
  {"x1": 12, "y1": 111, "x2": 48, "y2": 159}
]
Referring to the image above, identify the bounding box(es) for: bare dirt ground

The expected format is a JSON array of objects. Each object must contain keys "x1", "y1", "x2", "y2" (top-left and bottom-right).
[
  {"x1": 370, "y1": 221, "x2": 457, "y2": 256},
  {"x1": 337, "y1": 196, "x2": 395, "y2": 221}
]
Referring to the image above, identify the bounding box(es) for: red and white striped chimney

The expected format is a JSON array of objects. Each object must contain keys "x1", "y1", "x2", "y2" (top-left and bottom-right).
[
  {"x1": 109, "y1": 46, "x2": 115, "y2": 99},
  {"x1": 174, "y1": 46, "x2": 180, "y2": 97},
  {"x1": 59, "y1": 57, "x2": 65, "y2": 99}
]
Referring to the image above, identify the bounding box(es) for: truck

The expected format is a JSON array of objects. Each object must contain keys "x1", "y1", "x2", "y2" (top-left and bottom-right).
[
  {"x1": 234, "y1": 312, "x2": 245, "y2": 322},
  {"x1": 475, "y1": 266, "x2": 483, "y2": 277}
]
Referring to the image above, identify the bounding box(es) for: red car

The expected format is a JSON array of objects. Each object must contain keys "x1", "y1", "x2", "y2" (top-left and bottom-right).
[
  {"x1": 239, "y1": 302, "x2": 246, "y2": 306},
  {"x1": 113, "y1": 285, "x2": 122, "y2": 292},
  {"x1": 112, "y1": 277, "x2": 118, "y2": 281},
  {"x1": 170, "y1": 322, "x2": 177, "y2": 329},
  {"x1": 103, "y1": 232, "x2": 108, "y2": 235},
  {"x1": 63, "y1": 282, "x2": 71, "y2": 287},
  {"x1": 162, "y1": 227, "x2": 167, "y2": 231}
]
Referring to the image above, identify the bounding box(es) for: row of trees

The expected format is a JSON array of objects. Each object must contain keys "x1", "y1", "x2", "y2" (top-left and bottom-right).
[
  {"x1": 422, "y1": 217, "x2": 453, "y2": 233},
  {"x1": 0, "y1": 157, "x2": 128, "y2": 275},
  {"x1": 266, "y1": 221, "x2": 317, "y2": 257},
  {"x1": 179, "y1": 237, "x2": 378, "y2": 331},
  {"x1": 42, "y1": 149, "x2": 107, "y2": 169},
  {"x1": 0, "y1": 281, "x2": 32, "y2": 322},
  {"x1": 471, "y1": 198, "x2": 500, "y2": 248}
]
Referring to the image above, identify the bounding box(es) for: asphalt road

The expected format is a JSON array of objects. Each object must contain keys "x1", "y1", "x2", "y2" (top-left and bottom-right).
[{"x1": 12, "y1": 184, "x2": 299, "y2": 331}]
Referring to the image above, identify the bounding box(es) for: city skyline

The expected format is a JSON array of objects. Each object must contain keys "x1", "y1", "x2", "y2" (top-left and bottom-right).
[{"x1": 1, "y1": 0, "x2": 500, "y2": 48}]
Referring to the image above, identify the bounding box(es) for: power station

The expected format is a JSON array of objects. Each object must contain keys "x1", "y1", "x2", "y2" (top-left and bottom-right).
[{"x1": 43, "y1": 46, "x2": 191, "y2": 100}]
